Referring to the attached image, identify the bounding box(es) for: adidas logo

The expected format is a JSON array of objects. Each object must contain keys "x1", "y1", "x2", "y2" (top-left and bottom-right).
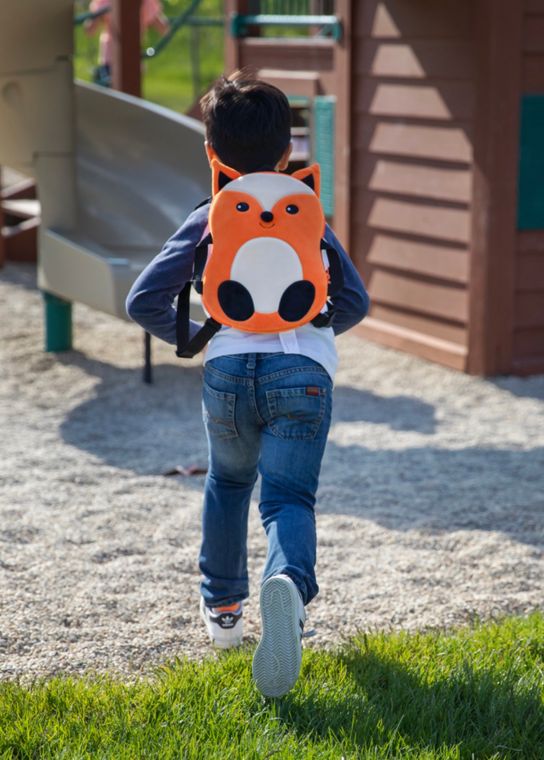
[{"x1": 220, "y1": 614, "x2": 235, "y2": 628}]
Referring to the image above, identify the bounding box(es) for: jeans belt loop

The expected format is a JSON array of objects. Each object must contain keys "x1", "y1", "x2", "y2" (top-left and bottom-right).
[{"x1": 246, "y1": 353, "x2": 257, "y2": 371}]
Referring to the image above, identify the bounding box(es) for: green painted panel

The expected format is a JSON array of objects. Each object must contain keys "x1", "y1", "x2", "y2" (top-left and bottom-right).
[
  {"x1": 313, "y1": 96, "x2": 335, "y2": 218},
  {"x1": 518, "y1": 95, "x2": 544, "y2": 230},
  {"x1": 43, "y1": 292, "x2": 72, "y2": 352}
]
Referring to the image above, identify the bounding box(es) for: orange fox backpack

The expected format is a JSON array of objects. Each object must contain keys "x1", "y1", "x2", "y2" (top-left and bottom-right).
[{"x1": 176, "y1": 160, "x2": 344, "y2": 358}]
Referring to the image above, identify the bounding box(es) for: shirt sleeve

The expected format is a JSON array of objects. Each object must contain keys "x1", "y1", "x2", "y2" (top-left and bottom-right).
[
  {"x1": 125, "y1": 206, "x2": 209, "y2": 345},
  {"x1": 324, "y1": 225, "x2": 370, "y2": 336}
]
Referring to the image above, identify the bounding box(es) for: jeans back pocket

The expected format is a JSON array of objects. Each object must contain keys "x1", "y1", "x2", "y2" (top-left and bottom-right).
[
  {"x1": 202, "y1": 382, "x2": 238, "y2": 440},
  {"x1": 266, "y1": 386, "x2": 326, "y2": 440}
]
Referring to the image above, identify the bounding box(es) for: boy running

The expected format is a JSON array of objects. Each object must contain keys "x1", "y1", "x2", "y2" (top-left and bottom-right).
[{"x1": 126, "y1": 74, "x2": 369, "y2": 697}]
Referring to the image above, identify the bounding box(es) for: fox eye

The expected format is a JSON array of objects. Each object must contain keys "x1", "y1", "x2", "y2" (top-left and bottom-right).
[
  {"x1": 236, "y1": 202, "x2": 249, "y2": 212},
  {"x1": 286, "y1": 204, "x2": 299, "y2": 214}
]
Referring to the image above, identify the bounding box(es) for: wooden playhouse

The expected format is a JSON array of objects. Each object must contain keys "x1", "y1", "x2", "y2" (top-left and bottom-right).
[{"x1": 226, "y1": 0, "x2": 544, "y2": 376}]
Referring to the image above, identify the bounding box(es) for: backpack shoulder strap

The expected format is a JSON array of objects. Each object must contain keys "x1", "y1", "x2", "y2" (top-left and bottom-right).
[
  {"x1": 311, "y1": 240, "x2": 345, "y2": 329},
  {"x1": 176, "y1": 299, "x2": 221, "y2": 357},
  {"x1": 192, "y1": 231, "x2": 211, "y2": 294},
  {"x1": 176, "y1": 232, "x2": 221, "y2": 358},
  {"x1": 193, "y1": 196, "x2": 212, "y2": 210},
  {"x1": 322, "y1": 240, "x2": 344, "y2": 297}
]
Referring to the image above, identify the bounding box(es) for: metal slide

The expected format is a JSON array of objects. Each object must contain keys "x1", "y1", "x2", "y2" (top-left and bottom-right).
[
  {"x1": 41, "y1": 82, "x2": 209, "y2": 320},
  {"x1": 0, "y1": 1, "x2": 209, "y2": 324}
]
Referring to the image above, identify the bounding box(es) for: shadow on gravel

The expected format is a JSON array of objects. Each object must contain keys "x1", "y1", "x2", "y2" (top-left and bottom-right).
[
  {"x1": 332, "y1": 384, "x2": 437, "y2": 434},
  {"x1": 278, "y1": 650, "x2": 544, "y2": 757},
  {"x1": 0, "y1": 262, "x2": 37, "y2": 293},
  {"x1": 491, "y1": 375, "x2": 544, "y2": 401},
  {"x1": 318, "y1": 442, "x2": 544, "y2": 546},
  {"x1": 58, "y1": 352, "x2": 438, "y2": 474},
  {"x1": 57, "y1": 350, "x2": 544, "y2": 548},
  {"x1": 58, "y1": 350, "x2": 208, "y2": 476}
]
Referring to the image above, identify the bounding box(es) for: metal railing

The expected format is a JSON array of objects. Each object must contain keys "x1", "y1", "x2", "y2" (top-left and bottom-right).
[
  {"x1": 248, "y1": 1, "x2": 335, "y2": 13},
  {"x1": 231, "y1": 1, "x2": 341, "y2": 40},
  {"x1": 74, "y1": 4, "x2": 110, "y2": 26}
]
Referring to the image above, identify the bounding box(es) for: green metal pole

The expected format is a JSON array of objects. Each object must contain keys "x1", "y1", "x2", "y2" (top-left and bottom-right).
[{"x1": 43, "y1": 292, "x2": 72, "y2": 352}]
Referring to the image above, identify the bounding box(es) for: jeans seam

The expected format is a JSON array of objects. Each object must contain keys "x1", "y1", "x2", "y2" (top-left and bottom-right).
[
  {"x1": 248, "y1": 380, "x2": 265, "y2": 426},
  {"x1": 257, "y1": 366, "x2": 330, "y2": 385},
  {"x1": 204, "y1": 366, "x2": 250, "y2": 385}
]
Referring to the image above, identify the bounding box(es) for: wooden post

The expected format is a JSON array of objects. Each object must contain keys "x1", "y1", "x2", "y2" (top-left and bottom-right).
[
  {"x1": 333, "y1": 0, "x2": 351, "y2": 249},
  {"x1": 110, "y1": 1, "x2": 152, "y2": 379},
  {"x1": 468, "y1": 0, "x2": 523, "y2": 375},
  {"x1": 44, "y1": 292, "x2": 73, "y2": 352},
  {"x1": 225, "y1": 0, "x2": 246, "y2": 74},
  {"x1": 111, "y1": 0, "x2": 141, "y2": 97}
]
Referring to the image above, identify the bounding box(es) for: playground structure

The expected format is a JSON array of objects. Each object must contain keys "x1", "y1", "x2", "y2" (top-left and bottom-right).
[
  {"x1": 1, "y1": 1, "x2": 543, "y2": 377},
  {"x1": 0, "y1": 0, "x2": 209, "y2": 354},
  {"x1": 0, "y1": 170, "x2": 39, "y2": 265},
  {"x1": 228, "y1": 0, "x2": 544, "y2": 376}
]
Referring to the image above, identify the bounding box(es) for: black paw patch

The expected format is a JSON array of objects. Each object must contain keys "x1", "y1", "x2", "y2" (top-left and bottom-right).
[
  {"x1": 278, "y1": 281, "x2": 315, "y2": 322},
  {"x1": 218, "y1": 280, "x2": 255, "y2": 321}
]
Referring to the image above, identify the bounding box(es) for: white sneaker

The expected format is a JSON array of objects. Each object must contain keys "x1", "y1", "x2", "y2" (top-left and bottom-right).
[
  {"x1": 200, "y1": 598, "x2": 244, "y2": 649},
  {"x1": 252, "y1": 574, "x2": 306, "y2": 697}
]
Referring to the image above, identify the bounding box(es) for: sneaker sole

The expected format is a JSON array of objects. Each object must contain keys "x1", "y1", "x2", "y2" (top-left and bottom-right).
[{"x1": 252, "y1": 576, "x2": 302, "y2": 698}]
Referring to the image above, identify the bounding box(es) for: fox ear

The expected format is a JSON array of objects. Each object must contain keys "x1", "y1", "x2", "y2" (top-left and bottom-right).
[
  {"x1": 211, "y1": 159, "x2": 241, "y2": 196},
  {"x1": 292, "y1": 163, "x2": 320, "y2": 197}
]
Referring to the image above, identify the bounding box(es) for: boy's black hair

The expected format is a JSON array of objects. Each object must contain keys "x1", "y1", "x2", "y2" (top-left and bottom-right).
[{"x1": 200, "y1": 73, "x2": 291, "y2": 174}]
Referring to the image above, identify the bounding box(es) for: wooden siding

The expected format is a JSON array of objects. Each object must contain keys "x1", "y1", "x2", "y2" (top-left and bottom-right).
[
  {"x1": 351, "y1": 0, "x2": 474, "y2": 369},
  {"x1": 237, "y1": 38, "x2": 335, "y2": 78},
  {"x1": 522, "y1": 1, "x2": 544, "y2": 90},
  {"x1": 514, "y1": 1, "x2": 544, "y2": 373},
  {"x1": 514, "y1": 232, "x2": 544, "y2": 372},
  {"x1": 357, "y1": 119, "x2": 472, "y2": 163}
]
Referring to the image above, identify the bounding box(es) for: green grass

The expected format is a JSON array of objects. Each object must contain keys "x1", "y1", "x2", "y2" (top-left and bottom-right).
[
  {"x1": 1, "y1": 613, "x2": 543, "y2": 759},
  {"x1": 73, "y1": 0, "x2": 225, "y2": 113}
]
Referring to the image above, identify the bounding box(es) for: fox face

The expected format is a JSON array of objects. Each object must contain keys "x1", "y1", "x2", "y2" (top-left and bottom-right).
[{"x1": 202, "y1": 160, "x2": 328, "y2": 333}]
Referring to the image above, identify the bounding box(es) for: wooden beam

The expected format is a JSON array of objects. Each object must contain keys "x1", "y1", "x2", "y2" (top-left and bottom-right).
[
  {"x1": 468, "y1": 0, "x2": 523, "y2": 375},
  {"x1": 333, "y1": 0, "x2": 351, "y2": 248},
  {"x1": 111, "y1": 0, "x2": 141, "y2": 97},
  {"x1": 355, "y1": 318, "x2": 468, "y2": 372},
  {"x1": 257, "y1": 69, "x2": 320, "y2": 99}
]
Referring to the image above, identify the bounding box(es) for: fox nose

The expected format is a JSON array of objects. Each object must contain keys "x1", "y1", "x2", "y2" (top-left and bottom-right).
[{"x1": 260, "y1": 211, "x2": 274, "y2": 223}]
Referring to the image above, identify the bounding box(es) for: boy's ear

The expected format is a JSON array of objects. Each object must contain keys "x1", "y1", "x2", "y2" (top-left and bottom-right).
[
  {"x1": 211, "y1": 159, "x2": 241, "y2": 196},
  {"x1": 292, "y1": 163, "x2": 320, "y2": 198}
]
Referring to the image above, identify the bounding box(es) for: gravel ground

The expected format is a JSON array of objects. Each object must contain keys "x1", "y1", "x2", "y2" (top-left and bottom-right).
[{"x1": 1, "y1": 263, "x2": 543, "y2": 681}]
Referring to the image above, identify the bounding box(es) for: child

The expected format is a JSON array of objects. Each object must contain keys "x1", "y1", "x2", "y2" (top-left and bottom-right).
[
  {"x1": 85, "y1": 0, "x2": 170, "y2": 86},
  {"x1": 126, "y1": 74, "x2": 369, "y2": 697}
]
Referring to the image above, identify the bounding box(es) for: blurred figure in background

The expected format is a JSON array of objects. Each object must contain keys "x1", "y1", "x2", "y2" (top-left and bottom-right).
[{"x1": 85, "y1": 0, "x2": 170, "y2": 86}]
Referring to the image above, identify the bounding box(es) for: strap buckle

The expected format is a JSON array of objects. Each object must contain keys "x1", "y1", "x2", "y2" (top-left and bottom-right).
[{"x1": 311, "y1": 303, "x2": 335, "y2": 328}]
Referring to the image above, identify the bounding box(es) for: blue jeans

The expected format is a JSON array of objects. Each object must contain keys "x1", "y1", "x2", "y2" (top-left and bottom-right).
[{"x1": 199, "y1": 353, "x2": 333, "y2": 607}]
